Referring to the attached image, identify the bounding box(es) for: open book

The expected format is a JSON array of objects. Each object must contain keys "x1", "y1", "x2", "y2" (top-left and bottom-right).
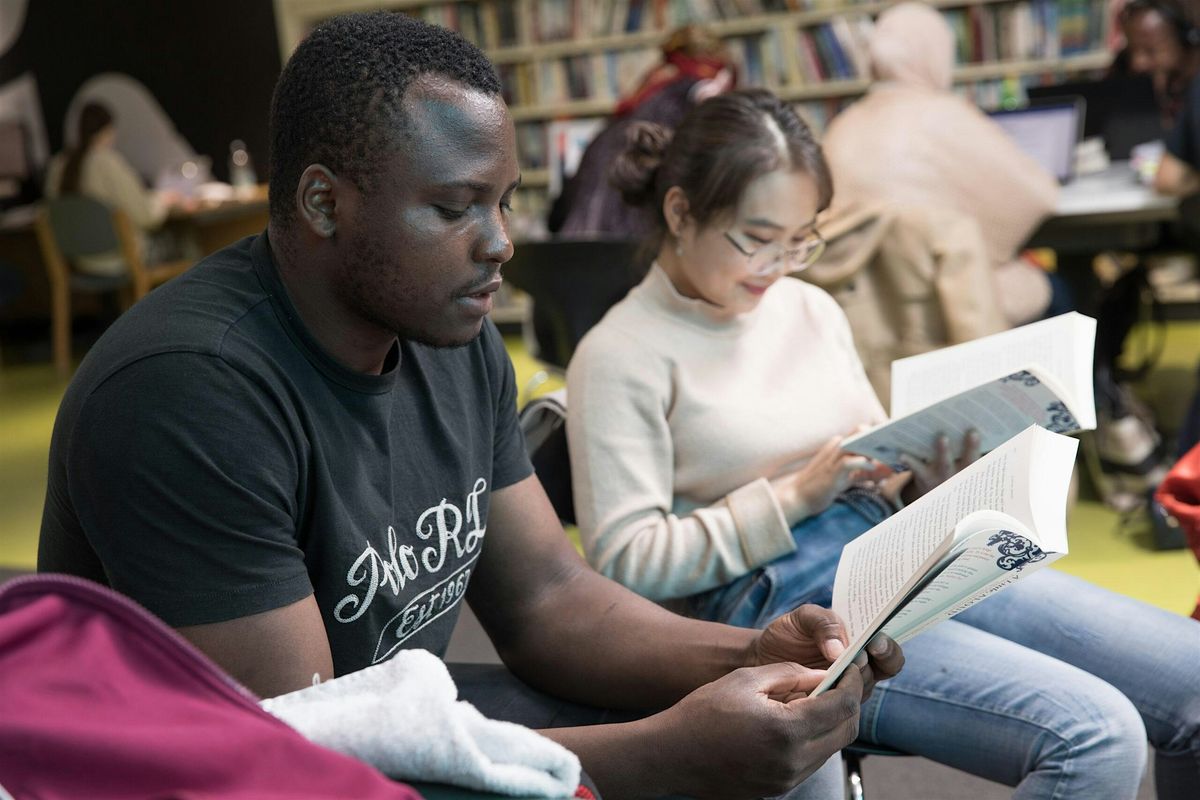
[
  {"x1": 843, "y1": 312, "x2": 1096, "y2": 467},
  {"x1": 810, "y1": 424, "x2": 1077, "y2": 697}
]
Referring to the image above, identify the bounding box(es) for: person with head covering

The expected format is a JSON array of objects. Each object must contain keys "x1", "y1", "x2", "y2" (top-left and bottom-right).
[
  {"x1": 821, "y1": 1, "x2": 1062, "y2": 326},
  {"x1": 44, "y1": 102, "x2": 177, "y2": 276},
  {"x1": 548, "y1": 24, "x2": 735, "y2": 239}
]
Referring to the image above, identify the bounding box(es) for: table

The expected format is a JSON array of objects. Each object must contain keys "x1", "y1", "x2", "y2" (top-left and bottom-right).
[
  {"x1": 165, "y1": 184, "x2": 269, "y2": 258},
  {"x1": 1026, "y1": 163, "x2": 1183, "y2": 315}
]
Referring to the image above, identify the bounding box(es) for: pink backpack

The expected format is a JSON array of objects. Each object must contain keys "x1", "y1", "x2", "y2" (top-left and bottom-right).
[{"x1": 0, "y1": 573, "x2": 423, "y2": 800}]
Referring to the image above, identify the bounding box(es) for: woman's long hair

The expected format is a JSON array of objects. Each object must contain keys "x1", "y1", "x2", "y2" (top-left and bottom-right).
[{"x1": 59, "y1": 103, "x2": 114, "y2": 194}]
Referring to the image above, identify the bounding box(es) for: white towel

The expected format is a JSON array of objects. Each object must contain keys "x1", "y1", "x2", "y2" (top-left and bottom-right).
[{"x1": 261, "y1": 650, "x2": 581, "y2": 797}]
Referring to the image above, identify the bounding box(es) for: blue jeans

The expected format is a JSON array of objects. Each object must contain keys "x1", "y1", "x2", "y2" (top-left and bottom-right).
[
  {"x1": 687, "y1": 491, "x2": 1200, "y2": 800},
  {"x1": 688, "y1": 488, "x2": 893, "y2": 628}
]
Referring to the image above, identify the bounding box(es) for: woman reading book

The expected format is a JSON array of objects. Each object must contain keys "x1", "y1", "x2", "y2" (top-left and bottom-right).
[{"x1": 565, "y1": 88, "x2": 1200, "y2": 798}]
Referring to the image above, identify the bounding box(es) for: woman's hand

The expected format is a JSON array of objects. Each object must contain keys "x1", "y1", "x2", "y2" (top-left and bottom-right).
[
  {"x1": 770, "y1": 437, "x2": 873, "y2": 525},
  {"x1": 899, "y1": 430, "x2": 981, "y2": 502}
]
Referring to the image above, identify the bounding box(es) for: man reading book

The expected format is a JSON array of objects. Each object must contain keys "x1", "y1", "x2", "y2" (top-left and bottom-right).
[{"x1": 37, "y1": 14, "x2": 903, "y2": 799}]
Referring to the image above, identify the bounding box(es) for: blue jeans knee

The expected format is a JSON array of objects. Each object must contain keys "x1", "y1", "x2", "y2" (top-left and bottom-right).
[{"x1": 1038, "y1": 680, "x2": 1147, "y2": 799}]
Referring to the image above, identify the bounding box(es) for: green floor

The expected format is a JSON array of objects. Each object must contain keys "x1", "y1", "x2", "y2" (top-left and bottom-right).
[{"x1": 2, "y1": 330, "x2": 1198, "y2": 617}]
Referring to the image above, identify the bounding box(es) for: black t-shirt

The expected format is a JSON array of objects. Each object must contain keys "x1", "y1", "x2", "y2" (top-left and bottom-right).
[
  {"x1": 1166, "y1": 75, "x2": 1200, "y2": 169},
  {"x1": 39, "y1": 234, "x2": 532, "y2": 676}
]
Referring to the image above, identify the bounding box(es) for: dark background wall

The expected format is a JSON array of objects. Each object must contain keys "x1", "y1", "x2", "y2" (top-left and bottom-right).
[{"x1": 0, "y1": 0, "x2": 281, "y2": 183}]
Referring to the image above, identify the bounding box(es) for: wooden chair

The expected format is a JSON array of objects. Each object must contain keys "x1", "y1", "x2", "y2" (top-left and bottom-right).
[{"x1": 33, "y1": 195, "x2": 191, "y2": 376}]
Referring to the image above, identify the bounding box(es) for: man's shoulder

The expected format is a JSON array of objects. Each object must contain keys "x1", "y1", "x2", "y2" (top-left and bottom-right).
[{"x1": 69, "y1": 236, "x2": 283, "y2": 393}]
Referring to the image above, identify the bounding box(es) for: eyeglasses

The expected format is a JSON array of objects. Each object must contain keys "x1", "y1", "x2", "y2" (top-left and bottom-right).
[{"x1": 723, "y1": 228, "x2": 826, "y2": 276}]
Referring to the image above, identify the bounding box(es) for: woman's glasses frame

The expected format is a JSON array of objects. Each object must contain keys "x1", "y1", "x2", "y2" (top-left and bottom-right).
[{"x1": 722, "y1": 228, "x2": 826, "y2": 276}]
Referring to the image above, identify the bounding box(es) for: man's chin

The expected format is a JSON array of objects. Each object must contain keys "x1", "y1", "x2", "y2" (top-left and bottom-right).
[{"x1": 401, "y1": 319, "x2": 485, "y2": 350}]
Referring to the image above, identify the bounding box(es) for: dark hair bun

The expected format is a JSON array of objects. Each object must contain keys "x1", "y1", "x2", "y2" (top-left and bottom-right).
[{"x1": 608, "y1": 121, "x2": 673, "y2": 208}]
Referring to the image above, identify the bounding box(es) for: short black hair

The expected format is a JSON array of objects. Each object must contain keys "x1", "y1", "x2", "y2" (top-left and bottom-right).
[
  {"x1": 1123, "y1": 0, "x2": 1200, "y2": 46},
  {"x1": 268, "y1": 12, "x2": 502, "y2": 225}
]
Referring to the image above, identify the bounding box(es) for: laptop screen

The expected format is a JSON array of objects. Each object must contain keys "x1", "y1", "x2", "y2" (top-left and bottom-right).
[
  {"x1": 988, "y1": 102, "x2": 1082, "y2": 183},
  {"x1": 1027, "y1": 75, "x2": 1163, "y2": 160}
]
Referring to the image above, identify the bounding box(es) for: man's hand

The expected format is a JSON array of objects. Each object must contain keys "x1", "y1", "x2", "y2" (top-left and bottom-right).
[
  {"x1": 749, "y1": 605, "x2": 904, "y2": 702},
  {"x1": 641, "y1": 662, "x2": 863, "y2": 799},
  {"x1": 900, "y1": 429, "x2": 981, "y2": 502}
]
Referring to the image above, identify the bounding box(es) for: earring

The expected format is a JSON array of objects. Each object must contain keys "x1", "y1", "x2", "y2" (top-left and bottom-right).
[{"x1": 675, "y1": 242, "x2": 683, "y2": 258}]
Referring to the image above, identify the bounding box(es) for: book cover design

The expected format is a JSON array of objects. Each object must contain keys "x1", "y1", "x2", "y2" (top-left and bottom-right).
[{"x1": 811, "y1": 424, "x2": 1077, "y2": 696}]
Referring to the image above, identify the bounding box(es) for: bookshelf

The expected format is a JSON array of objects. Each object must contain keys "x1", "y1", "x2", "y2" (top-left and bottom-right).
[
  {"x1": 274, "y1": 0, "x2": 1113, "y2": 195},
  {"x1": 273, "y1": 0, "x2": 1113, "y2": 327}
]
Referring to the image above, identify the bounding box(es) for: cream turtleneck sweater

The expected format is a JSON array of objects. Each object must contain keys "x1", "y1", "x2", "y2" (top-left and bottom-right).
[{"x1": 566, "y1": 263, "x2": 887, "y2": 602}]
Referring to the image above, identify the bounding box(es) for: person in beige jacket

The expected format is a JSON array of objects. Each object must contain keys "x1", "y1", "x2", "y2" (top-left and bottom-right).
[
  {"x1": 821, "y1": 1, "x2": 1061, "y2": 326},
  {"x1": 44, "y1": 102, "x2": 174, "y2": 277}
]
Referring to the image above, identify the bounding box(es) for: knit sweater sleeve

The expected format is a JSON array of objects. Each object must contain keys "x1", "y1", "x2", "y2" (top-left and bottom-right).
[{"x1": 566, "y1": 325, "x2": 795, "y2": 602}]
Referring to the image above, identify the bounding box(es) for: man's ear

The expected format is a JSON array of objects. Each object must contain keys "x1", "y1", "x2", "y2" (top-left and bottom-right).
[
  {"x1": 663, "y1": 186, "x2": 691, "y2": 239},
  {"x1": 296, "y1": 164, "x2": 338, "y2": 239}
]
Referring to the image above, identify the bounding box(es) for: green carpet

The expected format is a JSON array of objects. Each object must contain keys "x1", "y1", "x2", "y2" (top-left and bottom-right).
[{"x1": 1, "y1": 331, "x2": 1197, "y2": 617}]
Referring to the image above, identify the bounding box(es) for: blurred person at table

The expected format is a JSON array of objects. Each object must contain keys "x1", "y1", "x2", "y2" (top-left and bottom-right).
[
  {"x1": 548, "y1": 24, "x2": 735, "y2": 239},
  {"x1": 821, "y1": 1, "x2": 1063, "y2": 327},
  {"x1": 1118, "y1": 0, "x2": 1200, "y2": 196},
  {"x1": 45, "y1": 102, "x2": 179, "y2": 277},
  {"x1": 1118, "y1": 0, "x2": 1200, "y2": 127}
]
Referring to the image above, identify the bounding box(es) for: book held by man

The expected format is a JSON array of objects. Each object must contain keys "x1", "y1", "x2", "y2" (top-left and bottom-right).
[
  {"x1": 843, "y1": 312, "x2": 1096, "y2": 467},
  {"x1": 810, "y1": 424, "x2": 1078, "y2": 697}
]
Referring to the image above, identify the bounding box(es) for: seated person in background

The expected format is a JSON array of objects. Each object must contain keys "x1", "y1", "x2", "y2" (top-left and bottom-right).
[
  {"x1": 1119, "y1": 0, "x2": 1200, "y2": 195},
  {"x1": 821, "y1": 2, "x2": 1062, "y2": 327},
  {"x1": 549, "y1": 24, "x2": 734, "y2": 239},
  {"x1": 1120, "y1": 0, "x2": 1200, "y2": 128},
  {"x1": 1157, "y1": 81, "x2": 1200, "y2": 196},
  {"x1": 566, "y1": 87, "x2": 1200, "y2": 799},
  {"x1": 44, "y1": 102, "x2": 179, "y2": 276},
  {"x1": 37, "y1": 14, "x2": 904, "y2": 799}
]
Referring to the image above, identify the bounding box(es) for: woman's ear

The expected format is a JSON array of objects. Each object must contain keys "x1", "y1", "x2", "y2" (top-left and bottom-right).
[
  {"x1": 663, "y1": 186, "x2": 691, "y2": 239},
  {"x1": 296, "y1": 164, "x2": 338, "y2": 239}
]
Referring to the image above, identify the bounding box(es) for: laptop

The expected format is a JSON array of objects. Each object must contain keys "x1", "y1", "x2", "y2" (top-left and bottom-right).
[
  {"x1": 1027, "y1": 74, "x2": 1165, "y2": 160},
  {"x1": 988, "y1": 99, "x2": 1084, "y2": 183}
]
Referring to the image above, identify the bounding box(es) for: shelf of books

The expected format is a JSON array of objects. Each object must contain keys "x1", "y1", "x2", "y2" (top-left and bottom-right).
[{"x1": 275, "y1": 0, "x2": 1113, "y2": 235}]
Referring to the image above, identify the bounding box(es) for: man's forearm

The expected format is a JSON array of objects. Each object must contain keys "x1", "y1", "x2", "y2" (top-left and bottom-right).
[
  {"x1": 539, "y1": 719, "x2": 667, "y2": 800},
  {"x1": 488, "y1": 562, "x2": 756, "y2": 710}
]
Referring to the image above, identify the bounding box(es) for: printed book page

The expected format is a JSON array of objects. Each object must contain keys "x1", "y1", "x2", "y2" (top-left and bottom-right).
[
  {"x1": 889, "y1": 312, "x2": 1096, "y2": 430},
  {"x1": 843, "y1": 367, "x2": 1084, "y2": 466},
  {"x1": 809, "y1": 426, "x2": 1077, "y2": 696}
]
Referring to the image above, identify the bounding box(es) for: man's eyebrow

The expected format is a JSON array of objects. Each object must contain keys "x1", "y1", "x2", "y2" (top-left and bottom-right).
[{"x1": 433, "y1": 176, "x2": 523, "y2": 194}]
